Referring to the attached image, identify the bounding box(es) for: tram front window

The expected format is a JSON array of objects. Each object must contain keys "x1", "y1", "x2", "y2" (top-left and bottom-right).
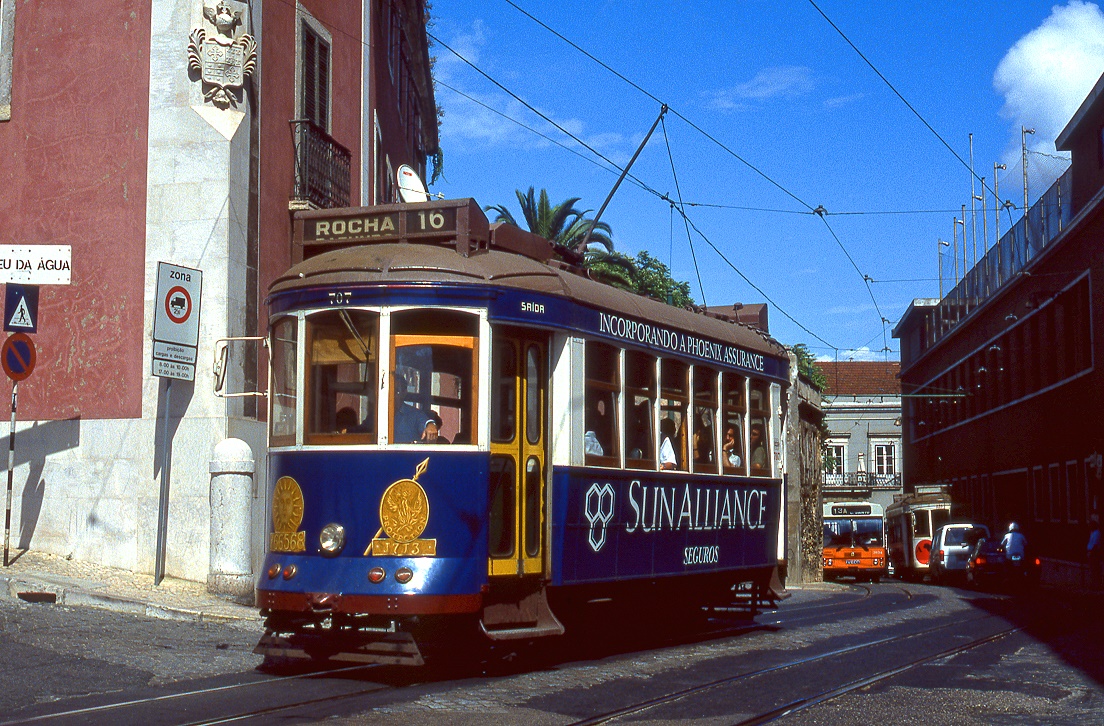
[
  {"x1": 390, "y1": 309, "x2": 478, "y2": 445},
  {"x1": 305, "y1": 310, "x2": 379, "y2": 444}
]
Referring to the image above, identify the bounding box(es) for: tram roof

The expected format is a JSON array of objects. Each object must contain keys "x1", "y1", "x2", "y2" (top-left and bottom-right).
[{"x1": 273, "y1": 202, "x2": 787, "y2": 361}]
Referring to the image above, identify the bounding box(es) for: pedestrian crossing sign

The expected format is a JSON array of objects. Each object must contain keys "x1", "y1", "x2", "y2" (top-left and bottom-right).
[{"x1": 4, "y1": 284, "x2": 39, "y2": 333}]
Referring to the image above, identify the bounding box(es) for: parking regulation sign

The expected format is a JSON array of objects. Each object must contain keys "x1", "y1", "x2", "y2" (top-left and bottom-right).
[
  {"x1": 152, "y1": 262, "x2": 202, "y2": 381},
  {"x1": 2, "y1": 333, "x2": 36, "y2": 381}
]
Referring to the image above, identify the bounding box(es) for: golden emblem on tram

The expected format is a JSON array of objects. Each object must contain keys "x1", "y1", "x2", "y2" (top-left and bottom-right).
[
  {"x1": 270, "y1": 476, "x2": 306, "y2": 553},
  {"x1": 365, "y1": 458, "x2": 437, "y2": 557}
]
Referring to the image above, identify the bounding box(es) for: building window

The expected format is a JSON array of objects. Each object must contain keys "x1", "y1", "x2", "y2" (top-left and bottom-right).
[
  {"x1": 824, "y1": 443, "x2": 845, "y2": 485},
  {"x1": 874, "y1": 442, "x2": 896, "y2": 478},
  {"x1": 0, "y1": 0, "x2": 14, "y2": 121},
  {"x1": 299, "y1": 13, "x2": 331, "y2": 131}
]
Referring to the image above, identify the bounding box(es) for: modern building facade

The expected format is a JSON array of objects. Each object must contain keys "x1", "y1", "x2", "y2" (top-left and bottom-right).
[
  {"x1": 894, "y1": 75, "x2": 1103, "y2": 562},
  {"x1": 816, "y1": 361, "x2": 903, "y2": 511},
  {"x1": 0, "y1": 0, "x2": 437, "y2": 582}
]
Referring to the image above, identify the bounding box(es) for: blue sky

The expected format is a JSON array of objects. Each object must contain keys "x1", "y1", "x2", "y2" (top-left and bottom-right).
[{"x1": 424, "y1": 1, "x2": 1104, "y2": 361}]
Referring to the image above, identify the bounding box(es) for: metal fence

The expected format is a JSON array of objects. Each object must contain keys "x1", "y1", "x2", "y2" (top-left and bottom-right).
[
  {"x1": 823, "y1": 472, "x2": 902, "y2": 489},
  {"x1": 932, "y1": 164, "x2": 1072, "y2": 345}
]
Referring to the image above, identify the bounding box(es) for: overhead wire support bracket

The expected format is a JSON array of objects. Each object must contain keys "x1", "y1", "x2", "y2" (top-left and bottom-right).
[{"x1": 576, "y1": 104, "x2": 668, "y2": 254}]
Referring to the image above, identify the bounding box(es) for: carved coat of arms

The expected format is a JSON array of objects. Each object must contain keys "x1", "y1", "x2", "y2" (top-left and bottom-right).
[{"x1": 188, "y1": 1, "x2": 257, "y2": 109}]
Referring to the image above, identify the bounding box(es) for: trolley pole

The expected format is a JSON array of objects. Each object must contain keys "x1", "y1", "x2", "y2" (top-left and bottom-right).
[{"x1": 4, "y1": 381, "x2": 17, "y2": 567}]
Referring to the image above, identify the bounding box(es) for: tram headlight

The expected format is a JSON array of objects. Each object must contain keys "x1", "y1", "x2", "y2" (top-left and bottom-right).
[{"x1": 319, "y1": 523, "x2": 346, "y2": 556}]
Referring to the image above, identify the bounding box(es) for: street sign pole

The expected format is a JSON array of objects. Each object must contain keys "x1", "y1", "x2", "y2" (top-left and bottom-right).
[
  {"x1": 4, "y1": 381, "x2": 17, "y2": 567},
  {"x1": 154, "y1": 379, "x2": 173, "y2": 585}
]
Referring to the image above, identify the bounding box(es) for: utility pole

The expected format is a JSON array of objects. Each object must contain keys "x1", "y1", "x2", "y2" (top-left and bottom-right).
[
  {"x1": 994, "y1": 163, "x2": 1006, "y2": 284},
  {"x1": 969, "y1": 134, "x2": 978, "y2": 268}
]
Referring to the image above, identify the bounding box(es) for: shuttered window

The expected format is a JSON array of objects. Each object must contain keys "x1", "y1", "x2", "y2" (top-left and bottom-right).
[{"x1": 301, "y1": 23, "x2": 330, "y2": 130}]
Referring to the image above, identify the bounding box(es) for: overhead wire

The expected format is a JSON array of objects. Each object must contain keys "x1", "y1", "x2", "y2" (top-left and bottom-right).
[
  {"x1": 492, "y1": 2, "x2": 907, "y2": 352},
  {"x1": 431, "y1": 27, "x2": 848, "y2": 350},
  {"x1": 660, "y1": 116, "x2": 707, "y2": 307},
  {"x1": 806, "y1": 0, "x2": 1002, "y2": 205}
]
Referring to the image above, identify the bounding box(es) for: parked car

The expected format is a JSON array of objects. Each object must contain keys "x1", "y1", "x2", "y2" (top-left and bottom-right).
[
  {"x1": 930, "y1": 523, "x2": 990, "y2": 584},
  {"x1": 967, "y1": 537, "x2": 1007, "y2": 589}
]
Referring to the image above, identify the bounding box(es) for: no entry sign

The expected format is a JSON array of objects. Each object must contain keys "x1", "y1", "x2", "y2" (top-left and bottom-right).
[{"x1": 1, "y1": 333, "x2": 36, "y2": 382}]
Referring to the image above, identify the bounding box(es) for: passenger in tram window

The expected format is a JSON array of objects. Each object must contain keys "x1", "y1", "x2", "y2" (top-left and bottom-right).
[
  {"x1": 749, "y1": 424, "x2": 767, "y2": 469},
  {"x1": 336, "y1": 407, "x2": 359, "y2": 434},
  {"x1": 659, "y1": 417, "x2": 679, "y2": 471},
  {"x1": 723, "y1": 426, "x2": 743, "y2": 467},
  {"x1": 693, "y1": 411, "x2": 714, "y2": 464},
  {"x1": 584, "y1": 405, "x2": 604, "y2": 456}
]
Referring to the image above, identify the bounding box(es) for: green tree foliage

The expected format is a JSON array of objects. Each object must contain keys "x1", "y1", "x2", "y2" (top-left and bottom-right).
[
  {"x1": 487, "y1": 188, "x2": 697, "y2": 309},
  {"x1": 485, "y1": 188, "x2": 613, "y2": 253},
  {"x1": 583, "y1": 250, "x2": 695, "y2": 307},
  {"x1": 791, "y1": 343, "x2": 827, "y2": 391},
  {"x1": 630, "y1": 251, "x2": 694, "y2": 307}
]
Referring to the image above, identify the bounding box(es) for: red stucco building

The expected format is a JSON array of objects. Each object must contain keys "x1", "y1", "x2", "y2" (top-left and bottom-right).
[{"x1": 0, "y1": 0, "x2": 437, "y2": 581}]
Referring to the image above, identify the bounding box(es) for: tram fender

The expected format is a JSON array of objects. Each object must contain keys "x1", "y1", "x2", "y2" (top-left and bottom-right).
[{"x1": 768, "y1": 565, "x2": 790, "y2": 601}]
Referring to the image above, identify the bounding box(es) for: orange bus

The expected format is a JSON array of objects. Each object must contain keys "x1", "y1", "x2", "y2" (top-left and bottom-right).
[{"x1": 822, "y1": 502, "x2": 888, "y2": 583}]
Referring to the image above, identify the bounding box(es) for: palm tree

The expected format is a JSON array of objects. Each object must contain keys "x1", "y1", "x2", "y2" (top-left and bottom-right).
[{"x1": 485, "y1": 187, "x2": 613, "y2": 254}]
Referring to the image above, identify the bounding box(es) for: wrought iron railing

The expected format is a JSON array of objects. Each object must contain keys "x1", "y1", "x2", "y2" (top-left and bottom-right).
[
  {"x1": 290, "y1": 119, "x2": 351, "y2": 210},
  {"x1": 823, "y1": 472, "x2": 902, "y2": 489}
]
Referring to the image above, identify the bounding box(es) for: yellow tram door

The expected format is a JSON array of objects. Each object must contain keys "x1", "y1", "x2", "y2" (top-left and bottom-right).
[{"x1": 488, "y1": 330, "x2": 548, "y2": 577}]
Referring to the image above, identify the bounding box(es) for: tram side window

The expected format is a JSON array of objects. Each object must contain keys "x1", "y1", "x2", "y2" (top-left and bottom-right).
[
  {"x1": 749, "y1": 379, "x2": 770, "y2": 476},
  {"x1": 692, "y1": 367, "x2": 719, "y2": 474},
  {"x1": 721, "y1": 372, "x2": 746, "y2": 475},
  {"x1": 584, "y1": 342, "x2": 620, "y2": 467},
  {"x1": 659, "y1": 359, "x2": 688, "y2": 471},
  {"x1": 625, "y1": 351, "x2": 656, "y2": 470},
  {"x1": 390, "y1": 309, "x2": 478, "y2": 445},
  {"x1": 912, "y1": 511, "x2": 931, "y2": 538},
  {"x1": 270, "y1": 316, "x2": 298, "y2": 447},
  {"x1": 304, "y1": 310, "x2": 379, "y2": 444}
]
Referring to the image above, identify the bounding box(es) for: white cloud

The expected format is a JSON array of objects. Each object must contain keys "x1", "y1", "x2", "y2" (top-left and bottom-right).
[
  {"x1": 824, "y1": 93, "x2": 863, "y2": 110},
  {"x1": 707, "y1": 66, "x2": 815, "y2": 111},
  {"x1": 816, "y1": 347, "x2": 886, "y2": 362},
  {"x1": 994, "y1": 1, "x2": 1104, "y2": 157},
  {"x1": 434, "y1": 21, "x2": 630, "y2": 156}
]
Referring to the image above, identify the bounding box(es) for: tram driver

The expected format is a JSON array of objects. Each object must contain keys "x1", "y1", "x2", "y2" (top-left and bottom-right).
[{"x1": 419, "y1": 412, "x2": 450, "y2": 444}]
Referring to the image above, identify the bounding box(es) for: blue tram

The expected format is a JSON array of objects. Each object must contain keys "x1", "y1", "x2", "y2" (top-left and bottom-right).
[{"x1": 254, "y1": 199, "x2": 790, "y2": 665}]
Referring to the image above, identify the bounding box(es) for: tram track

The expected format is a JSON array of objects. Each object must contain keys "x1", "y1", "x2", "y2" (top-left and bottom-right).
[
  {"x1": 3, "y1": 582, "x2": 929, "y2": 725},
  {"x1": 0, "y1": 662, "x2": 386, "y2": 726},
  {"x1": 565, "y1": 612, "x2": 1012, "y2": 726}
]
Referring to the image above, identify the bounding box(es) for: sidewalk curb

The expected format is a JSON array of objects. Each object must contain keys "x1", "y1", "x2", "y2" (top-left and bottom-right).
[{"x1": 1, "y1": 573, "x2": 264, "y2": 625}]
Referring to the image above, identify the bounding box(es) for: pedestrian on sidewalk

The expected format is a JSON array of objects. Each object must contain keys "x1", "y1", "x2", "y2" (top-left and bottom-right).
[{"x1": 1088, "y1": 514, "x2": 1101, "y2": 588}]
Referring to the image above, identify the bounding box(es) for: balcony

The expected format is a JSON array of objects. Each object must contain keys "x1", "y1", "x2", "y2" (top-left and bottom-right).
[
  {"x1": 290, "y1": 119, "x2": 351, "y2": 210},
  {"x1": 824, "y1": 472, "x2": 902, "y2": 490}
]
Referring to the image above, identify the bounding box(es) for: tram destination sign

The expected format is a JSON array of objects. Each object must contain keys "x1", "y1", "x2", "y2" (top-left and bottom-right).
[
  {"x1": 303, "y1": 207, "x2": 458, "y2": 243},
  {"x1": 832, "y1": 504, "x2": 873, "y2": 516}
]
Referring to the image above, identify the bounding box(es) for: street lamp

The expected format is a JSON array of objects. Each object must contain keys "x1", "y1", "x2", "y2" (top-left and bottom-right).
[{"x1": 938, "y1": 239, "x2": 950, "y2": 297}]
